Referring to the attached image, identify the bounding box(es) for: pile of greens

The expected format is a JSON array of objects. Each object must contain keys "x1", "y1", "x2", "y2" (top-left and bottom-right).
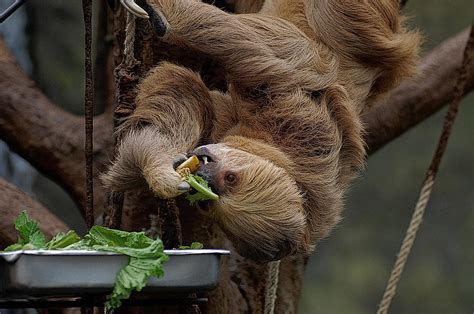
[{"x1": 3, "y1": 211, "x2": 169, "y2": 310}]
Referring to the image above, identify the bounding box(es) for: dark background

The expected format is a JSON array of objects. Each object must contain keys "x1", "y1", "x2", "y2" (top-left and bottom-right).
[{"x1": 0, "y1": 1, "x2": 472, "y2": 313}]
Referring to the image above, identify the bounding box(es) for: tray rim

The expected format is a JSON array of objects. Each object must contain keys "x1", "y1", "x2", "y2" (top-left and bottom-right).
[
  {"x1": 0, "y1": 249, "x2": 230, "y2": 261},
  {"x1": 0, "y1": 249, "x2": 229, "y2": 298}
]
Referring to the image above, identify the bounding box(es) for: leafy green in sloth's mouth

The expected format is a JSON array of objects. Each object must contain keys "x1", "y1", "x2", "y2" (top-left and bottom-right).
[
  {"x1": 176, "y1": 155, "x2": 219, "y2": 205},
  {"x1": 185, "y1": 173, "x2": 219, "y2": 204}
]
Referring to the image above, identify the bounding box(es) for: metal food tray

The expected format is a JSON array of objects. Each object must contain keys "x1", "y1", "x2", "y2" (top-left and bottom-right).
[{"x1": 0, "y1": 249, "x2": 229, "y2": 299}]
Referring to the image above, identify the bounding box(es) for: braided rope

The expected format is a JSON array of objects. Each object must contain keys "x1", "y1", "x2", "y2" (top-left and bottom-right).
[
  {"x1": 106, "y1": 10, "x2": 139, "y2": 229},
  {"x1": 264, "y1": 260, "x2": 281, "y2": 314},
  {"x1": 124, "y1": 11, "x2": 137, "y2": 66},
  {"x1": 377, "y1": 25, "x2": 473, "y2": 314}
]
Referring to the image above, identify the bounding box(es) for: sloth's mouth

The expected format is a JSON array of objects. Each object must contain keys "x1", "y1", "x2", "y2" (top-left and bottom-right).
[
  {"x1": 191, "y1": 146, "x2": 217, "y2": 164},
  {"x1": 188, "y1": 146, "x2": 222, "y2": 195},
  {"x1": 196, "y1": 200, "x2": 212, "y2": 213},
  {"x1": 197, "y1": 154, "x2": 213, "y2": 165}
]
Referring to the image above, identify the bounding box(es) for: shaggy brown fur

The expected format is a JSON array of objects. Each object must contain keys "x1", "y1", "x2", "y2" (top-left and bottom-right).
[{"x1": 102, "y1": 0, "x2": 420, "y2": 262}]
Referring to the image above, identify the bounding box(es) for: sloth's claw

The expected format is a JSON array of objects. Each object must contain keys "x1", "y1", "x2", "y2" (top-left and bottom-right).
[
  {"x1": 177, "y1": 181, "x2": 191, "y2": 193},
  {"x1": 120, "y1": 0, "x2": 149, "y2": 19},
  {"x1": 120, "y1": 0, "x2": 169, "y2": 37}
]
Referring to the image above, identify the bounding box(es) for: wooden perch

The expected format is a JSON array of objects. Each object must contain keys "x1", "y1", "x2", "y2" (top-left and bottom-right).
[
  {"x1": 0, "y1": 178, "x2": 68, "y2": 247},
  {"x1": 364, "y1": 28, "x2": 473, "y2": 154}
]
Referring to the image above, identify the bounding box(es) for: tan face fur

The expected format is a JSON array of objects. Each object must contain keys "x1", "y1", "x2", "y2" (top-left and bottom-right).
[{"x1": 192, "y1": 144, "x2": 308, "y2": 261}]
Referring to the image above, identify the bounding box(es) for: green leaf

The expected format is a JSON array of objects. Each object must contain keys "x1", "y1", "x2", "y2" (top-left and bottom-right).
[
  {"x1": 185, "y1": 192, "x2": 209, "y2": 205},
  {"x1": 3, "y1": 243, "x2": 23, "y2": 252},
  {"x1": 185, "y1": 174, "x2": 219, "y2": 205},
  {"x1": 15, "y1": 210, "x2": 46, "y2": 248},
  {"x1": 105, "y1": 255, "x2": 167, "y2": 309},
  {"x1": 85, "y1": 226, "x2": 154, "y2": 248},
  {"x1": 3, "y1": 213, "x2": 170, "y2": 311},
  {"x1": 178, "y1": 242, "x2": 204, "y2": 250},
  {"x1": 3, "y1": 210, "x2": 46, "y2": 251},
  {"x1": 75, "y1": 226, "x2": 169, "y2": 310},
  {"x1": 190, "y1": 242, "x2": 204, "y2": 249},
  {"x1": 46, "y1": 231, "x2": 81, "y2": 249}
]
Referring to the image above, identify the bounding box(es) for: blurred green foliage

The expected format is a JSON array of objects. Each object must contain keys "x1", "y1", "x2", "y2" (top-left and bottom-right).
[{"x1": 299, "y1": 1, "x2": 473, "y2": 313}]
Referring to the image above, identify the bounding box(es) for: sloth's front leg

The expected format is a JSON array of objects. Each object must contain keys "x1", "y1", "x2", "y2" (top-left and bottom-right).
[
  {"x1": 101, "y1": 62, "x2": 215, "y2": 199},
  {"x1": 122, "y1": 0, "x2": 319, "y2": 92}
]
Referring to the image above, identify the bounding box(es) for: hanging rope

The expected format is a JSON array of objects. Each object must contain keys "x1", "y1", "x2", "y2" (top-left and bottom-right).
[
  {"x1": 113, "y1": 9, "x2": 140, "y2": 127},
  {"x1": 124, "y1": 11, "x2": 138, "y2": 67},
  {"x1": 377, "y1": 25, "x2": 473, "y2": 314},
  {"x1": 264, "y1": 260, "x2": 281, "y2": 314},
  {"x1": 82, "y1": 0, "x2": 94, "y2": 230},
  {"x1": 106, "y1": 9, "x2": 140, "y2": 229}
]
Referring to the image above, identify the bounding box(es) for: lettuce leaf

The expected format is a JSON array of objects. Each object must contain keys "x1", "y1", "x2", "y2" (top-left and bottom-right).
[
  {"x1": 185, "y1": 174, "x2": 219, "y2": 205},
  {"x1": 46, "y1": 230, "x2": 81, "y2": 249},
  {"x1": 4, "y1": 211, "x2": 46, "y2": 251},
  {"x1": 3, "y1": 213, "x2": 169, "y2": 310},
  {"x1": 103, "y1": 250, "x2": 167, "y2": 309},
  {"x1": 178, "y1": 242, "x2": 204, "y2": 249},
  {"x1": 67, "y1": 226, "x2": 169, "y2": 309}
]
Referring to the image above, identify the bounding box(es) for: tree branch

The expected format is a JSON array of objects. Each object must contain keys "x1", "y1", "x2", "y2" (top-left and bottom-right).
[
  {"x1": 364, "y1": 28, "x2": 473, "y2": 154},
  {"x1": 0, "y1": 178, "x2": 68, "y2": 247},
  {"x1": 0, "y1": 38, "x2": 113, "y2": 216}
]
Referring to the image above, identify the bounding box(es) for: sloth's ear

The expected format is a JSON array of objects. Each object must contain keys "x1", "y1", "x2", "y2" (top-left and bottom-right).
[
  {"x1": 141, "y1": 2, "x2": 169, "y2": 37},
  {"x1": 324, "y1": 86, "x2": 366, "y2": 188}
]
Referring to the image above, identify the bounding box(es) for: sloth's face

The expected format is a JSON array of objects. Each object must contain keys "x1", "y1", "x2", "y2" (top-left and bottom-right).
[{"x1": 192, "y1": 144, "x2": 308, "y2": 262}]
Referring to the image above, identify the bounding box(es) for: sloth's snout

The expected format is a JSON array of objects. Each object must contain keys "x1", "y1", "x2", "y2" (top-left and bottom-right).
[{"x1": 192, "y1": 144, "x2": 233, "y2": 195}]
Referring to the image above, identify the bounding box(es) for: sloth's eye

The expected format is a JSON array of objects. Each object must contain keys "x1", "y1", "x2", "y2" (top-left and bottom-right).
[{"x1": 224, "y1": 173, "x2": 237, "y2": 185}]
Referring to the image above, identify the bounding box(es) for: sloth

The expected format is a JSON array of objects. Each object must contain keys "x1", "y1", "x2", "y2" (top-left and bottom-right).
[{"x1": 102, "y1": 0, "x2": 420, "y2": 262}]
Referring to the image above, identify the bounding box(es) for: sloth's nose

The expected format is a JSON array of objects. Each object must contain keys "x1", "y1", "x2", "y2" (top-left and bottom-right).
[{"x1": 196, "y1": 165, "x2": 214, "y2": 185}]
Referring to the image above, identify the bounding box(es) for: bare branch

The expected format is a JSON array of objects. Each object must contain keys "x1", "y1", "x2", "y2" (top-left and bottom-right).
[
  {"x1": 0, "y1": 38, "x2": 113, "y2": 216},
  {"x1": 0, "y1": 178, "x2": 68, "y2": 247},
  {"x1": 364, "y1": 28, "x2": 473, "y2": 154}
]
